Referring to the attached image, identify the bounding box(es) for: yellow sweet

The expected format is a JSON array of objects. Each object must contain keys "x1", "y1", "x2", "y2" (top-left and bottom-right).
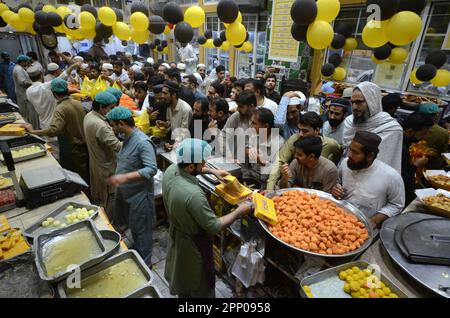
[
  {"x1": 345, "y1": 269, "x2": 353, "y2": 276},
  {"x1": 351, "y1": 266, "x2": 360, "y2": 273},
  {"x1": 343, "y1": 283, "x2": 350, "y2": 293},
  {"x1": 382, "y1": 287, "x2": 391, "y2": 295},
  {"x1": 350, "y1": 281, "x2": 361, "y2": 292},
  {"x1": 339, "y1": 271, "x2": 347, "y2": 280},
  {"x1": 42, "y1": 220, "x2": 50, "y2": 227}
]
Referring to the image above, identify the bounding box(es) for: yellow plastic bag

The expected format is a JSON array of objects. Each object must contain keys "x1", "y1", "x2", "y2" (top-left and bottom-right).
[
  {"x1": 80, "y1": 76, "x2": 94, "y2": 98},
  {"x1": 135, "y1": 110, "x2": 151, "y2": 134},
  {"x1": 112, "y1": 81, "x2": 122, "y2": 90},
  {"x1": 91, "y1": 76, "x2": 108, "y2": 98}
]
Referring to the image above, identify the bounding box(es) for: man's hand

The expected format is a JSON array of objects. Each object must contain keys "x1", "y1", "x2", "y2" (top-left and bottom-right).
[
  {"x1": 283, "y1": 91, "x2": 297, "y2": 98},
  {"x1": 212, "y1": 169, "x2": 229, "y2": 182},
  {"x1": 208, "y1": 120, "x2": 218, "y2": 129},
  {"x1": 156, "y1": 120, "x2": 169, "y2": 129},
  {"x1": 237, "y1": 201, "x2": 255, "y2": 217},
  {"x1": 147, "y1": 108, "x2": 159, "y2": 121},
  {"x1": 108, "y1": 174, "x2": 128, "y2": 187},
  {"x1": 281, "y1": 163, "x2": 290, "y2": 181},
  {"x1": 414, "y1": 156, "x2": 428, "y2": 168},
  {"x1": 370, "y1": 213, "x2": 388, "y2": 229},
  {"x1": 22, "y1": 124, "x2": 33, "y2": 132},
  {"x1": 331, "y1": 184, "x2": 345, "y2": 199}
]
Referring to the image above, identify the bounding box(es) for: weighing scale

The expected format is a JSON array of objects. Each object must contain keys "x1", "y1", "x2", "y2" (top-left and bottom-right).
[
  {"x1": 19, "y1": 166, "x2": 88, "y2": 209},
  {"x1": 0, "y1": 134, "x2": 46, "y2": 149},
  {"x1": 0, "y1": 98, "x2": 19, "y2": 114}
]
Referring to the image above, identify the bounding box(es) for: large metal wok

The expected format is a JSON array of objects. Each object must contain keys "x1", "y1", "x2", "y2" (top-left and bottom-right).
[{"x1": 259, "y1": 188, "x2": 374, "y2": 258}]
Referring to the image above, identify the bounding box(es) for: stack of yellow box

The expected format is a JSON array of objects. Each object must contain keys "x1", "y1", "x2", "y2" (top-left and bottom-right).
[{"x1": 253, "y1": 192, "x2": 278, "y2": 226}]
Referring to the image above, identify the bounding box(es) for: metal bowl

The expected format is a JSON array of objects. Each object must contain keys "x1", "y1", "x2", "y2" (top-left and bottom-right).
[{"x1": 259, "y1": 188, "x2": 374, "y2": 258}]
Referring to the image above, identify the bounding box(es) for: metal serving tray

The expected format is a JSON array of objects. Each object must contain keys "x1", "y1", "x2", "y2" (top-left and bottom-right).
[
  {"x1": 23, "y1": 202, "x2": 100, "y2": 241},
  {"x1": 34, "y1": 220, "x2": 106, "y2": 283},
  {"x1": 57, "y1": 250, "x2": 154, "y2": 298},
  {"x1": 0, "y1": 143, "x2": 47, "y2": 163},
  {"x1": 0, "y1": 113, "x2": 16, "y2": 125},
  {"x1": 0, "y1": 172, "x2": 14, "y2": 191},
  {"x1": 99, "y1": 230, "x2": 121, "y2": 257},
  {"x1": 299, "y1": 260, "x2": 408, "y2": 298},
  {"x1": 127, "y1": 285, "x2": 163, "y2": 298},
  {"x1": 259, "y1": 188, "x2": 374, "y2": 258}
]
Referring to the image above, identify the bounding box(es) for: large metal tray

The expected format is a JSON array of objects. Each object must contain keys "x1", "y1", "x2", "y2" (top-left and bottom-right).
[
  {"x1": 0, "y1": 113, "x2": 16, "y2": 125},
  {"x1": 380, "y1": 212, "x2": 450, "y2": 298},
  {"x1": 299, "y1": 260, "x2": 408, "y2": 298},
  {"x1": 0, "y1": 172, "x2": 14, "y2": 190},
  {"x1": 23, "y1": 201, "x2": 100, "y2": 241},
  {"x1": 99, "y1": 230, "x2": 121, "y2": 257},
  {"x1": 57, "y1": 250, "x2": 154, "y2": 298},
  {"x1": 259, "y1": 188, "x2": 374, "y2": 258},
  {"x1": 34, "y1": 220, "x2": 106, "y2": 283},
  {"x1": 127, "y1": 285, "x2": 163, "y2": 298},
  {"x1": 0, "y1": 143, "x2": 47, "y2": 163}
]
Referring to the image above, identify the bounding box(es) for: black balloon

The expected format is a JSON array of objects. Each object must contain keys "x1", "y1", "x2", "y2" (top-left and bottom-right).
[
  {"x1": 131, "y1": 3, "x2": 149, "y2": 16},
  {"x1": 398, "y1": 0, "x2": 426, "y2": 14},
  {"x1": 217, "y1": 0, "x2": 239, "y2": 24},
  {"x1": 416, "y1": 64, "x2": 438, "y2": 82},
  {"x1": 161, "y1": 40, "x2": 168, "y2": 47},
  {"x1": 93, "y1": 36, "x2": 103, "y2": 43},
  {"x1": 148, "y1": 15, "x2": 166, "y2": 34},
  {"x1": 33, "y1": 22, "x2": 54, "y2": 35},
  {"x1": 35, "y1": 11, "x2": 49, "y2": 26},
  {"x1": 149, "y1": 42, "x2": 156, "y2": 49},
  {"x1": 291, "y1": 23, "x2": 308, "y2": 41},
  {"x1": 204, "y1": 29, "x2": 213, "y2": 39},
  {"x1": 95, "y1": 23, "x2": 113, "y2": 39},
  {"x1": 0, "y1": 17, "x2": 6, "y2": 28},
  {"x1": 150, "y1": 2, "x2": 165, "y2": 17},
  {"x1": 331, "y1": 34, "x2": 346, "y2": 50},
  {"x1": 154, "y1": 39, "x2": 161, "y2": 46},
  {"x1": 213, "y1": 38, "x2": 223, "y2": 47},
  {"x1": 64, "y1": 14, "x2": 79, "y2": 30},
  {"x1": 48, "y1": 12, "x2": 62, "y2": 27},
  {"x1": 174, "y1": 22, "x2": 194, "y2": 43},
  {"x1": 245, "y1": 32, "x2": 249, "y2": 42},
  {"x1": 425, "y1": 50, "x2": 447, "y2": 69},
  {"x1": 374, "y1": 44, "x2": 392, "y2": 60},
  {"x1": 80, "y1": 4, "x2": 97, "y2": 18},
  {"x1": 328, "y1": 53, "x2": 342, "y2": 67},
  {"x1": 321, "y1": 63, "x2": 336, "y2": 77},
  {"x1": 197, "y1": 36, "x2": 207, "y2": 45},
  {"x1": 122, "y1": 40, "x2": 128, "y2": 46},
  {"x1": 157, "y1": 45, "x2": 164, "y2": 52},
  {"x1": 34, "y1": 5, "x2": 43, "y2": 12},
  {"x1": 114, "y1": 8, "x2": 123, "y2": 22},
  {"x1": 234, "y1": 43, "x2": 244, "y2": 48},
  {"x1": 162, "y1": 2, "x2": 184, "y2": 25},
  {"x1": 220, "y1": 30, "x2": 227, "y2": 42},
  {"x1": 290, "y1": 0, "x2": 317, "y2": 26},
  {"x1": 366, "y1": 0, "x2": 400, "y2": 20},
  {"x1": 335, "y1": 23, "x2": 353, "y2": 38}
]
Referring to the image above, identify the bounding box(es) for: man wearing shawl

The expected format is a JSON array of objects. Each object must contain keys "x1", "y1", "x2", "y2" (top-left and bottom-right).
[{"x1": 343, "y1": 82, "x2": 403, "y2": 173}]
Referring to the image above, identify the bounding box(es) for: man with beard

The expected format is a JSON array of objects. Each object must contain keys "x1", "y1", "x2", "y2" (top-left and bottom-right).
[
  {"x1": 162, "y1": 138, "x2": 253, "y2": 298},
  {"x1": 13, "y1": 55, "x2": 32, "y2": 120},
  {"x1": 275, "y1": 91, "x2": 305, "y2": 139},
  {"x1": 208, "y1": 97, "x2": 230, "y2": 131},
  {"x1": 182, "y1": 75, "x2": 208, "y2": 105},
  {"x1": 343, "y1": 82, "x2": 403, "y2": 173},
  {"x1": 245, "y1": 79, "x2": 278, "y2": 115},
  {"x1": 401, "y1": 113, "x2": 434, "y2": 205},
  {"x1": 323, "y1": 98, "x2": 350, "y2": 146},
  {"x1": 111, "y1": 60, "x2": 130, "y2": 86},
  {"x1": 189, "y1": 99, "x2": 210, "y2": 140},
  {"x1": 164, "y1": 68, "x2": 196, "y2": 107},
  {"x1": 265, "y1": 75, "x2": 281, "y2": 104},
  {"x1": 194, "y1": 64, "x2": 207, "y2": 94},
  {"x1": 331, "y1": 131, "x2": 405, "y2": 228}
]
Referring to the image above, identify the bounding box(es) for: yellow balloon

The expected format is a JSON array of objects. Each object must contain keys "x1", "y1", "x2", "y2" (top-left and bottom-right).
[
  {"x1": 410, "y1": 69, "x2": 424, "y2": 85},
  {"x1": 131, "y1": 29, "x2": 149, "y2": 44},
  {"x1": 0, "y1": 3, "x2": 8, "y2": 15},
  {"x1": 164, "y1": 25, "x2": 171, "y2": 35},
  {"x1": 316, "y1": 0, "x2": 340, "y2": 22},
  {"x1": 224, "y1": 11, "x2": 242, "y2": 27},
  {"x1": 220, "y1": 41, "x2": 230, "y2": 50},
  {"x1": 371, "y1": 55, "x2": 385, "y2": 64},
  {"x1": 242, "y1": 41, "x2": 253, "y2": 52},
  {"x1": 18, "y1": 8, "x2": 34, "y2": 23},
  {"x1": 184, "y1": 5, "x2": 205, "y2": 28},
  {"x1": 163, "y1": 47, "x2": 169, "y2": 54},
  {"x1": 54, "y1": 25, "x2": 65, "y2": 33},
  {"x1": 98, "y1": 7, "x2": 116, "y2": 26},
  {"x1": 307, "y1": 20, "x2": 334, "y2": 50},
  {"x1": 43, "y1": 4, "x2": 57, "y2": 13},
  {"x1": 343, "y1": 38, "x2": 358, "y2": 51},
  {"x1": 113, "y1": 22, "x2": 131, "y2": 41},
  {"x1": 387, "y1": 11, "x2": 422, "y2": 46},
  {"x1": 362, "y1": 20, "x2": 388, "y2": 48},
  {"x1": 1, "y1": 10, "x2": 13, "y2": 24},
  {"x1": 130, "y1": 12, "x2": 149, "y2": 32},
  {"x1": 204, "y1": 39, "x2": 215, "y2": 49},
  {"x1": 79, "y1": 11, "x2": 96, "y2": 30},
  {"x1": 389, "y1": 47, "x2": 408, "y2": 64},
  {"x1": 226, "y1": 22, "x2": 247, "y2": 45},
  {"x1": 333, "y1": 67, "x2": 346, "y2": 81},
  {"x1": 9, "y1": 14, "x2": 26, "y2": 31},
  {"x1": 80, "y1": 27, "x2": 96, "y2": 39},
  {"x1": 431, "y1": 69, "x2": 450, "y2": 87},
  {"x1": 71, "y1": 29, "x2": 83, "y2": 40},
  {"x1": 56, "y1": 6, "x2": 71, "y2": 18},
  {"x1": 26, "y1": 24, "x2": 37, "y2": 35}
]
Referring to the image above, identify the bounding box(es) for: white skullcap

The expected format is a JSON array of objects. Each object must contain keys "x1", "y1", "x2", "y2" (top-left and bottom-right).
[
  {"x1": 342, "y1": 87, "x2": 353, "y2": 98},
  {"x1": 73, "y1": 56, "x2": 84, "y2": 62},
  {"x1": 162, "y1": 63, "x2": 170, "y2": 69},
  {"x1": 47, "y1": 63, "x2": 59, "y2": 72},
  {"x1": 81, "y1": 63, "x2": 89, "y2": 69},
  {"x1": 197, "y1": 64, "x2": 206, "y2": 69},
  {"x1": 177, "y1": 63, "x2": 186, "y2": 70},
  {"x1": 289, "y1": 92, "x2": 306, "y2": 106},
  {"x1": 125, "y1": 52, "x2": 132, "y2": 57},
  {"x1": 146, "y1": 57, "x2": 154, "y2": 64},
  {"x1": 102, "y1": 63, "x2": 113, "y2": 70},
  {"x1": 131, "y1": 65, "x2": 142, "y2": 73}
]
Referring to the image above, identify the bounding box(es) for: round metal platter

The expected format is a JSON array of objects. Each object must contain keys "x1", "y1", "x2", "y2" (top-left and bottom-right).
[{"x1": 259, "y1": 188, "x2": 374, "y2": 258}]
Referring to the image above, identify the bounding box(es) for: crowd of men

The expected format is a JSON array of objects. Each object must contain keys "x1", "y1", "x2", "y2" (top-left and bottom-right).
[{"x1": 0, "y1": 44, "x2": 449, "y2": 298}]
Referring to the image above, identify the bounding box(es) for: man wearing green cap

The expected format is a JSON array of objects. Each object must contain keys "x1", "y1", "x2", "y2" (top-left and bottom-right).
[
  {"x1": 162, "y1": 138, "x2": 254, "y2": 298},
  {"x1": 106, "y1": 106, "x2": 158, "y2": 265},
  {"x1": 13, "y1": 55, "x2": 32, "y2": 120},
  {"x1": 24, "y1": 78, "x2": 89, "y2": 184},
  {"x1": 84, "y1": 92, "x2": 122, "y2": 217},
  {"x1": 105, "y1": 87, "x2": 123, "y2": 107},
  {"x1": 419, "y1": 102, "x2": 449, "y2": 169}
]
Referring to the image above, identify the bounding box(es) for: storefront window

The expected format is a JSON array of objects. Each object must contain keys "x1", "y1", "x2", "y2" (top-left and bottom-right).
[
  {"x1": 204, "y1": 15, "x2": 230, "y2": 74},
  {"x1": 407, "y1": 2, "x2": 450, "y2": 98},
  {"x1": 175, "y1": 0, "x2": 198, "y2": 5},
  {"x1": 109, "y1": 0, "x2": 123, "y2": 10}
]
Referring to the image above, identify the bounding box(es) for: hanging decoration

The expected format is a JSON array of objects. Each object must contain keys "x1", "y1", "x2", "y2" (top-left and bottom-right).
[{"x1": 410, "y1": 50, "x2": 450, "y2": 87}]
